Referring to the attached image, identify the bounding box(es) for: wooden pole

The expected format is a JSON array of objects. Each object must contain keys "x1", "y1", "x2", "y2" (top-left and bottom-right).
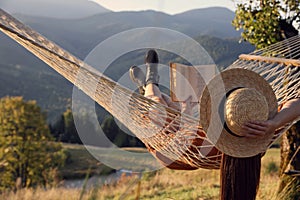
[{"x1": 239, "y1": 54, "x2": 300, "y2": 67}]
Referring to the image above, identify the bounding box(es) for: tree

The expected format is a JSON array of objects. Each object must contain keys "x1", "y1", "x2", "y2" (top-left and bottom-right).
[
  {"x1": 101, "y1": 115, "x2": 144, "y2": 147},
  {"x1": 101, "y1": 115, "x2": 120, "y2": 146},
  {"x1": 50, "y1": 115, "x2": 65, "y2": 140},
  {"x1": 233, "y1": 1, "x2": 300, "y2": 198},
  {"x1": 61, "y1": 109, "x2": 82, "y2": 144},
  {"x1": 232, "y1": 0, "x2": 299, "y2": 48},
  {"x1": 51, "y1": 109, "x2": 82, "y2": 144},
  {"x1": 0, "y1": 96, "x2": 66, "y2": 191}
]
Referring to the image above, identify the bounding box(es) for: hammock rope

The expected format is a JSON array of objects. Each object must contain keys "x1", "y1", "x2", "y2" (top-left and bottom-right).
[
  {"x1": 0, "y1": 9, "x2": 299, "y2": 170},
  {"x1": 230, "y1": 35, "x2": 300, "y2": 106}
]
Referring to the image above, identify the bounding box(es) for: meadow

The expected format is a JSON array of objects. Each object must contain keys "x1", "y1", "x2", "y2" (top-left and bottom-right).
[{"x1": 0, "y1": 147, "x2": 281, "y2": 200}]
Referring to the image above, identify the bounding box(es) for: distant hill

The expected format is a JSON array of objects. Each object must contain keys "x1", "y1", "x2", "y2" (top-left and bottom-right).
[
  {"x1": 195, "y1": 35, "x2": 254, "y2": 69},
  {"x1": 5, "y1": 7, "x2": 241, "y2": 60},
  {"x1": 0, "y1": 7, "x2": 254, "y2": 123},
  {"x1": 174, "y1": 7, "x2": 239, "y2": 37},
  {"x1": 0, "y1": 0, "x2": 110, "y2": 19}
]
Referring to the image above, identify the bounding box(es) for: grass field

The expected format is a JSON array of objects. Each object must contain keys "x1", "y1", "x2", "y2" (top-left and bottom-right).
[
  {"x1": 59, "y1": 143, "x2": 115, "y2": 179},
  {"x1": 0, "y1": 146, "x2": 281, "y2": 200}
]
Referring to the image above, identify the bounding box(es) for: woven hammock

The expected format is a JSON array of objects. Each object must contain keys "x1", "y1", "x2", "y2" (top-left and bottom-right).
[
  {"x1": 231, "y1": 37, "x2": 300, "y2": 105},
  {"x1": 0, "y1": 9, "x2": 298, "y2": 170}
]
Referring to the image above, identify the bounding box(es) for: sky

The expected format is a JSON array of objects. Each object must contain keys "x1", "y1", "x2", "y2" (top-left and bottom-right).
[{"x1": 91, "y1": 0, "x2": 236, "y2": 14}]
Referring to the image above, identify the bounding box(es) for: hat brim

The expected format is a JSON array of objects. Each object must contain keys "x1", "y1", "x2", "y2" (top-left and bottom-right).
[{"x1": 200, "y1": 68, "x2": 278, "y2": 157}]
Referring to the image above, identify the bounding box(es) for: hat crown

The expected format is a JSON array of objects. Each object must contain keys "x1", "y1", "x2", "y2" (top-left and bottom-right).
[{"x1": 225, "y1": 88, "x2": 269, "y2": 136}]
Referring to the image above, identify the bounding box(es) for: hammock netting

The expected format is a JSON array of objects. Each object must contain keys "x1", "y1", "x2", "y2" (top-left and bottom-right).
[
  {"x1": 0, "y1": 9, "x2": 298, "y2": 170},
  {"x1": 230, "y1": 36, "x2": 300, "y2": 105}
]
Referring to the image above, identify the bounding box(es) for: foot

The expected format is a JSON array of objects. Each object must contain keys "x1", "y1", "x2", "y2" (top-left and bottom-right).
[
  {"x1": 129, "y1": 65, "x2": 146, "y2": 95},
  {"x1": 145, "y1": 49, "x2": 160, "y2": 85}
]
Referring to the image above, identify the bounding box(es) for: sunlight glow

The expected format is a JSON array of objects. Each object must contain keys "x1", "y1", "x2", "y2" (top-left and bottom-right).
[{"x1": 91, "y1": 0, "x2": 236, "y2": 14}]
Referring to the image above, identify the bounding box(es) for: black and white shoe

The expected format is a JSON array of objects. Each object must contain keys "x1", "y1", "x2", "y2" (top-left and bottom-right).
[{"x1": 129, "y1": 65, "x2": 146, "y2": 95}]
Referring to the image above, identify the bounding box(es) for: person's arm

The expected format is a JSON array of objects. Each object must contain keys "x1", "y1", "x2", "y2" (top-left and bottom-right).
[{"x1": 241, "y1": 98, "x2": 300, "y2": 138}]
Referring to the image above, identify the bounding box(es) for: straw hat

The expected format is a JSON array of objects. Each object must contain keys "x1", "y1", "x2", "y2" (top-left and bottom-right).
[{"x1": 200, "y1": 68, "x2": 278, "y2": 157}]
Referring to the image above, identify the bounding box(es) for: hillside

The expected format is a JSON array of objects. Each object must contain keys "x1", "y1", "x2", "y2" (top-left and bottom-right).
[
  {"x1": 0, "y1": 7, "x2": 241, "y2": 62},
  {"x1": 0, "y1": 0, "x2": 110, "y2": 19},
  {"x1": 174, "y1": 7, "x2": 239, "y2": 37},
  {"x1": 0, "y1": 7, "x2": 254, "y2": 123}
]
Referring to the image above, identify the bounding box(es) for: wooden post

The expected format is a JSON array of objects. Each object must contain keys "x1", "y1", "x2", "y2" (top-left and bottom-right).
[
  {"x1": 220, "y1": 154, "x2": 261, "y2": 200},
  {"x1": 277, "y1": 122, "x2": 300, "y2": 199},
  {"x1": 239, "y1": 54, "x2": 300, "y2": 67}
]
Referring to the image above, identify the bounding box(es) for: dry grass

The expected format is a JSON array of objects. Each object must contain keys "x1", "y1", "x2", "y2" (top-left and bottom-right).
[{"x1": 0, "y1": 148, "x2": 281, "y2": 200}]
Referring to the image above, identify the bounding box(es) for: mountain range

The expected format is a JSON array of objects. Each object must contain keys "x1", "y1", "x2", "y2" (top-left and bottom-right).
[
  {"x1": 0, "y1": 0, "x2": 110, "y2": 19},
  {"x1": 0, "y1": 3, "x2": 254, "y2": 123}
]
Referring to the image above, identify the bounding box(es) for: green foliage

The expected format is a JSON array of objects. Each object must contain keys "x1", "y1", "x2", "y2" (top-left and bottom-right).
[
  {"x1": 233, "y1": 0, "x2": 281, "y2": 49},
  {"x1": 0, "y1": 96, "x2": 66, "y2": 191},
  {"x1": 61, "y1": 109, "x2": 81, "y2": 144},
  {"x1": 141, "y1": 171, "x2": 157, "y2": 182},
  {"x1": 52, "y1": 108, "x2": 113, "y2": 146},
  {"x1": 266, "y1": 161, "x2": 279, "y2": 174},
  {"x1": 51, "y1": 109, "x2": 82, "y2": 144},
  {"x1": 232, "y1": 0, "x2": 300, "y2": 49},
  {"x1": 101, "y1": 115, "x2": 144, "y2": 148},
  {"x1": 51, "y1": 108, "x2": 144, "y2": 147}
]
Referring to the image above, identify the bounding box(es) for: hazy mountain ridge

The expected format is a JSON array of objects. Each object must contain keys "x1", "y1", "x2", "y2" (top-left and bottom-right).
[
  {"x1": 0, "y1": 0, "x2": 110, "y2": 19},
  {"x1": 173, "y1": 7, "x2": 238, "y2": 37},
  {"x1": 8, "y1": 7, "x2": 241, "y2": 60}
]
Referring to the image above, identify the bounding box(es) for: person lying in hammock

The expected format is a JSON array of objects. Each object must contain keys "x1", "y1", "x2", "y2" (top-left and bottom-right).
[
  {"x1": 242, "y1": 98, "x2": 300, "y2": 136},
  {"x1": 129, "y1": 49, "x2": 299, "y2": 171},
  {"x1": 129, "y1": 49, "x2": 222, "y2": 170},
  {"x1": 128, "y1": 50, "x2": 284, "y2": 200}
]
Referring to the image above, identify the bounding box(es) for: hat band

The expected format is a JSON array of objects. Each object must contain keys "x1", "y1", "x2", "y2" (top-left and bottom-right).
[
  {"x1": 218, "y1": 87, "x2": 245, "y2": 138},
  {"x1": 224, "y1": 121, "x2": 244, "y2": 138}
]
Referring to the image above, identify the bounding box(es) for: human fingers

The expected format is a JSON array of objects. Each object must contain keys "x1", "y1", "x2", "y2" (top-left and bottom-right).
[
  {"x1": 241, "y1": 122, "x2": 268, "y2": 137},
  {"x1": 240, "y1": 129, "x2": 266, "y2": 138},
  {"x1": 244, "y1": 121, "x2": 268, "y2": 132}
]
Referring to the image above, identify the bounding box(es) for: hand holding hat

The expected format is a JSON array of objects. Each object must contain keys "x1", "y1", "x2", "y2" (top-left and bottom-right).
[{"x1": 200, "y1": 68, "x2": 278, "y2": 157}]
